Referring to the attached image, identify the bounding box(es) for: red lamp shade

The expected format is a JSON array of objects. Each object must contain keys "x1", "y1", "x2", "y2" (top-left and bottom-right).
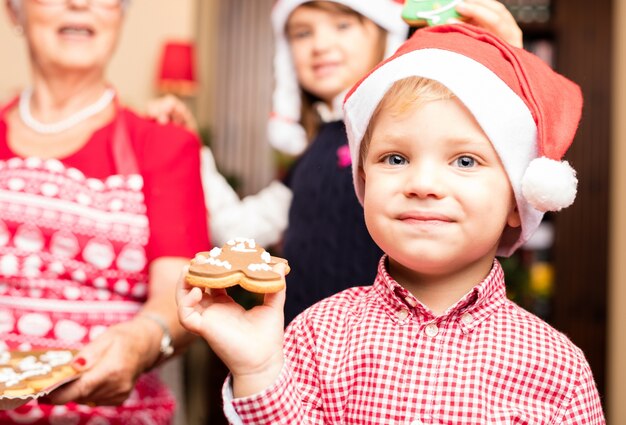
[{"x1": 157, "y1": 41, "x2": 197, "y2": 96}]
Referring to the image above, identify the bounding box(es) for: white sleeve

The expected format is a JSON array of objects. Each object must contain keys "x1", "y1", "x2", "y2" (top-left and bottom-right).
[
  {"x1": 222, "y1": 376, "x2": 245, "y2": 425},
  {"x1": 201, "y1": 146, "x2": 292, "y2": 247}
]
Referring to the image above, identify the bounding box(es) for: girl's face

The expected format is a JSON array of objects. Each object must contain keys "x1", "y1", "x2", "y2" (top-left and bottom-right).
[
  {"x1": 286, "y1": 5, "x2": 385, "y2": 105},
  {"x1": 7, "y1": 0, "x2": 124, "y2": 75}
]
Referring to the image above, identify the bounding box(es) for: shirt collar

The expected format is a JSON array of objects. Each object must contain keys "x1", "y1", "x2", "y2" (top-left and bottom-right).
[
  {"x1": 373, "y1": 255, "x2": 507, "y2": 332},
  {"x1": 314, "y1": 90, "x2": 348, "y2": 123}
]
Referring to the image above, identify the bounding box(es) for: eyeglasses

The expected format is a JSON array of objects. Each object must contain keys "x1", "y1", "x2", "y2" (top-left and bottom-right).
[{"x1": 32, "y1": 0, "x2": 125, "y2": 8}]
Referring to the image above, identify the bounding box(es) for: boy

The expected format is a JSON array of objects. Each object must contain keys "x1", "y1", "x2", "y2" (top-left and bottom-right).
[{"x1": 177, "y1": 24, "x2": 604, "y2": 424}]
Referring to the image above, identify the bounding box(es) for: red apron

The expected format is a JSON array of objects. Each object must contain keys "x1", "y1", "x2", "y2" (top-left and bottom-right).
[{"x1": 0, "y1": 99, "x2": 175, "y2": 424}]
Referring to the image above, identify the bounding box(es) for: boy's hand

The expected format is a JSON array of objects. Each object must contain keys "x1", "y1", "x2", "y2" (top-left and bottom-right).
[
  {"x1": 176, "y1": 266, "x2": 286, "y2": 397},
  {"x1": 454, "y1": 0, "x2": 524, "y2": 48},
  {"x1": 146, "y1": 95, "x2": 198, "y2": 132}
]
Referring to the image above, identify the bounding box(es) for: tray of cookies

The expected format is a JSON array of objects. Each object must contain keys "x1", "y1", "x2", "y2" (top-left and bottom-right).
[{"x1": 0, "y1": 348, "x2": 80, "y2": 410}]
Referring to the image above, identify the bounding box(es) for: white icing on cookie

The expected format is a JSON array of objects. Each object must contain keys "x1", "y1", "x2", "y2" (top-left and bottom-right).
[
  {"x1": 40, "y1": 350, "x2": 73, "y2": 366},
  {"x1": 230, "y1": 238, "x2": 257, "y2": 253},
  {"x1": 207, "y1": 257, "x2": 232, "y2": 270},
  {"x1": 248, "y1": 263, "x2": 272, "y2": 272}
]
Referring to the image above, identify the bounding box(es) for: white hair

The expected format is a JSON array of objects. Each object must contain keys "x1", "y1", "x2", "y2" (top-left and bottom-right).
[{"x1": 9, "y1": 0, "x2": 130, "y2": 13}]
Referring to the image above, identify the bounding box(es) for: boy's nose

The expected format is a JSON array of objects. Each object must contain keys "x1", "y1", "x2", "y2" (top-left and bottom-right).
[{"x1": 403, "y1": 163, "x2": 444, "y2": 200}]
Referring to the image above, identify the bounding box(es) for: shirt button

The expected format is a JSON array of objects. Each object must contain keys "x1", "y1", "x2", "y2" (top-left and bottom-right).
[
  {"x1": 425, "y1": 323, "x2": 439, "y2": 337},
  {"x1": 396, "y1": 308, "x2": 409, "y2": 320},
  {"x1": 405, "y1": 297, "x2": 417, "y2": 307},
  {"x1": 410, "y1": 420, "x2": 423, "y2": 425},
  {"x1": 461, "y1": 313, "x2": 474, "y2": 325}
]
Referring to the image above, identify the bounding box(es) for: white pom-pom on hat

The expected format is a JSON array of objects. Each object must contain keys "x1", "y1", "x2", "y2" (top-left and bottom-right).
[
  {"x1": 267, "y1": 117, "x2": 308, "y2": 156},
  {"x1": 521, "y1": 157, "x2": 578, "y2": 212}
]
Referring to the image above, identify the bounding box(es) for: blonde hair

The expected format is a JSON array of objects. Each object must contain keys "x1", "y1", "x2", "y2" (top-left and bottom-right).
[
  {"x1": 294, "y1": 1, "x2": 388, "y2": 142},
  {"x1": 360, "y1": 77, "x2": 455, "y2": 164}
]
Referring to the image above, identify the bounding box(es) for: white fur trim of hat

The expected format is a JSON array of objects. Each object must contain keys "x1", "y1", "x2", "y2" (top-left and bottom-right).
[{"x1": 269, "y1": 0, "x2": 408, "y2": 155}]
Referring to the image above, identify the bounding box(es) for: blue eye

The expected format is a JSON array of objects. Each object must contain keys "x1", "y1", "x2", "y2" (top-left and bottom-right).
[
  {"x1": 385, "y1": 154, "x2": 407, "y2": 166},
  {"x1": 455, "y1": 156, "x2": 475, "y2": 168}
]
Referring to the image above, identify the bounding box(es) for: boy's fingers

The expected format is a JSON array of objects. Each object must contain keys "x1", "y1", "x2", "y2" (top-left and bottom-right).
[
  {"x1": 178, "y1": 286, "x2": 203, "y2": 310},
  {"x1": 263, "y1": 287, "x2": 286, "y2": 311},
  {"x1": 177, "y1": 288, "x2": 206, "y2": 333},
  {"x1": 208, "y1": 288, "x2": 229, "y2": 297},
  {"x1": 175, "y1": 266, "x2": 191, "y2": 305},
  {"x1": 272, "y1": 262, "x2": 288, "y2": 277}
]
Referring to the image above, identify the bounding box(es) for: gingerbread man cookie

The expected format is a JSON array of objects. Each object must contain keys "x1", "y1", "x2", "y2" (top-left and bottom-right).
[{"x1": 185, "y1": 238, "x2": 290, "y2": 294}]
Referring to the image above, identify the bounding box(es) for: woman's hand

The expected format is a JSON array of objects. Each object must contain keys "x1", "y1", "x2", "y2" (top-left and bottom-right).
[
  {"x1": 176, "y1": 267, "x2": 286, "y2": 397},
  {"x1": 455, "y1": 0, "x2": 524, "y2": 48},
  {"x1": 146, "y1": 95, "x2": 198, "y2": 132},
  {"x1": 45, "y1": 318, "x2": 160, "y2": 406}
]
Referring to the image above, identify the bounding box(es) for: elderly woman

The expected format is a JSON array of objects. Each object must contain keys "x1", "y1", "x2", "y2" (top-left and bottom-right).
[{"x1": 0, "y1": 0, "x2": 208, "y2": 423}]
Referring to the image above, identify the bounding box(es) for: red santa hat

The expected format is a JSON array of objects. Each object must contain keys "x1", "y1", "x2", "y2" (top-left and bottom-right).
[
  {"x1": 269, "y1": 0, "x2": 408, "y2": 155},
  {"x1": 343, "y1": 24, "x2": 583, "y2": 256}
]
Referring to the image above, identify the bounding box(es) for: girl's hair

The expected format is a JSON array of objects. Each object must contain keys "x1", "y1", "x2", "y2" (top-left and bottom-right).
[
  {"x1": 360, "y1": 77, "x2": 455, "y2": 164},
  {"x1": 295, "y1": 1, "x2": 388, "y2": 141}
]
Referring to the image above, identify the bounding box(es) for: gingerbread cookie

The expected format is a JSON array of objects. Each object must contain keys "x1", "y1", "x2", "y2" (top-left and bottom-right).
[
  {"x1": 0, "y1": 349, "x2": 80, "y2": 409},
  {"x1": 402, "y1": 0, "x2": 465, "y2": 27},
  {"x1": 186, "y1": 238, "x2": 290, "y2": 294}
]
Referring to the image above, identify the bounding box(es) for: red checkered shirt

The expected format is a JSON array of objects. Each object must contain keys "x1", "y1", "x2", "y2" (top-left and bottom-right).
[{"x1": 223, "y1": 257, "x2": 604, "y2": 424}]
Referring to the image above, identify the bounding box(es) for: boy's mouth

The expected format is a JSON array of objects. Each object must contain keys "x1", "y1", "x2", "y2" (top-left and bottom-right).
[{"x1": 398, "y1": 211, "x2": 453, "y2": 221}]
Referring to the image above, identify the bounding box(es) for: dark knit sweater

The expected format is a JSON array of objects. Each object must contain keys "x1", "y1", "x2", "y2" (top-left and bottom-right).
[{"x1": 283, "y1": 121, "x2": 383, "y2": 324}]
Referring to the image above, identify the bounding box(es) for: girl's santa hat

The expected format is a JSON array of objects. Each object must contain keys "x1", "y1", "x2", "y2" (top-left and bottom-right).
[
  {"x1": 343, "y1": 24, "x2": 583, "y2": 256},
  {"x1": 269, "y1": 0, "x2": 408, "y2": 155}
]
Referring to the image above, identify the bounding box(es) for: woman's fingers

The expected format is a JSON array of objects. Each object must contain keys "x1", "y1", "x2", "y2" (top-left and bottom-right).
[{"x1": 46, "y1": 338, "x2": 111, "y2": 405}]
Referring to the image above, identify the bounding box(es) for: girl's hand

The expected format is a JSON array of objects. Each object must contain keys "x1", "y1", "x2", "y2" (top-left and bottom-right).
[
  {"x1": 146, "y1": 95, "x2": 198, "y2": 132},
  {"x1": 455, "y1": 0, "x2": 524, "y2": 48},
  {"x1": 176, "y1": 267, "x2": 286, "y2": 397},
  {"x1": 45, "y1": 319, "x2": 160, "y2": 406}
]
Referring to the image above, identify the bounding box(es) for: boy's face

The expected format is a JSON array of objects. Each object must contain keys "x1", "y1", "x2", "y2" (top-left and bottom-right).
[
  {"x1": 286, "y1": 6, "x2": 384, "y2": 105},
  {"x1": 360, "y1": 98, "x2": 521, "y2": 282}
]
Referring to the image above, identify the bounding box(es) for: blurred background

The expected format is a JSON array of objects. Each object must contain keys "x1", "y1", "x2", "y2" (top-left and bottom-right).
[{"x1": 1, "y1": 0, "x2": 623, "y2": 423}]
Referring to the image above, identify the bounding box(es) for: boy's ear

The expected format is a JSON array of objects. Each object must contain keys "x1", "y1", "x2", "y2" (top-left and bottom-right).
[
  {"x1": 358, "y1": 166, "x2": 366, "y2": 183},
  {"x1": 507, "y1": 205, "x2": 522, "y2": 228}
]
